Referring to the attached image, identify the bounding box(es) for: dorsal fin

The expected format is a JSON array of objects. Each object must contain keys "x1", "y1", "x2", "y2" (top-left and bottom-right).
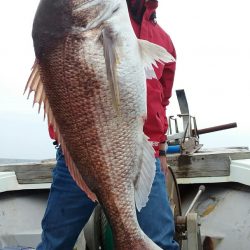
[{"x1": 24, "y1": 61, "x2": 97, "y2": 202}]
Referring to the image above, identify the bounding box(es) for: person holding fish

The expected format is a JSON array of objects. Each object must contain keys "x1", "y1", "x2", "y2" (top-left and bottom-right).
[{"x1": 28, "y1": 0, "x2": 178, "y2": 249}]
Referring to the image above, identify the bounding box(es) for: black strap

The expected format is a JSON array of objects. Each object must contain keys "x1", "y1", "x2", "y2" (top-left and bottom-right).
[{"x1": 159, "y1": 150, "x2": 166, "y2": 156}]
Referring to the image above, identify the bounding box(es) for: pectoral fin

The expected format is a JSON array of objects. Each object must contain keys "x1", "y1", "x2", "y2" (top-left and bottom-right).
[
  {"x1": 102, "y1": 28, "x2": 121, "y2": 113},
  {"x1": 138, "y1": 39, "x2": 175, "y2": 79}
]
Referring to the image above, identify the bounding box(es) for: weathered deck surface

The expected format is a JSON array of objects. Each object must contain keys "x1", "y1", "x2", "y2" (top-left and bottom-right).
[
  {"x1": 168, "y1": 147, "x2": 250, "y2": 178},
  {"x1": 1, "y1": 147, "x2": 250, "y2": 184},
  {"x1": 0, "y1": 159, "x2": 55, "y2": 184}
]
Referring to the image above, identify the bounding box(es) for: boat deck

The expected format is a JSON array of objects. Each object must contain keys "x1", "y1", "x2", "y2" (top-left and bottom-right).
[{"x1": 1, "y1": 147, "x2": 250, "y2": 192}]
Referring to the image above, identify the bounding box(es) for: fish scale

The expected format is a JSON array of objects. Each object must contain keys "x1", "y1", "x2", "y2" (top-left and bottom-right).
[{"x1": 26, "y1": 0, "x2": 174, "y2": 249}]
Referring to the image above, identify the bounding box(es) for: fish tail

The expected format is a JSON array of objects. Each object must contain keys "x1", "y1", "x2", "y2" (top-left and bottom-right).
[
  {"x1": 116, "y1": 234, "x2": 163, "y2": 250},
  {"x1": 137, "y1": 237, "x2": 163, "y2": 250}
]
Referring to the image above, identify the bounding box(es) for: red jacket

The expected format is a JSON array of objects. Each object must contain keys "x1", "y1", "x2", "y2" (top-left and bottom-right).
[
  {"x1": 130, "y1": 0, "x2": 176, "y2": 156},
  {"x1": 49, "y1": 0, "x2": 176, "y2": 157}
]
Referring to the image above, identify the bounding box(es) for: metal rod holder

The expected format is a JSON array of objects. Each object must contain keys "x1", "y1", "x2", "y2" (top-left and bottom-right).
[{"x1": 185, "y1": 185, "x2": 205, "y2": 216}]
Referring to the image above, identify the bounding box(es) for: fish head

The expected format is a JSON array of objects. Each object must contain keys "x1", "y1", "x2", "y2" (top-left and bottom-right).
[
  {"x1": 32, "y1": 0, "x2": 73, "y2": 59},
  {"x1": 71, "y1": 0, "x2": 122, "y2": 30},
  {"x1": 32, "y1": 0, "x2": 122, "y2": 59}
]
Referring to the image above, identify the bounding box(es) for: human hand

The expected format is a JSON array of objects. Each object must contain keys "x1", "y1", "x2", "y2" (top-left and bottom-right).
[{"x1": 159, "y1": 155, "x2": 168, "y2": 176}]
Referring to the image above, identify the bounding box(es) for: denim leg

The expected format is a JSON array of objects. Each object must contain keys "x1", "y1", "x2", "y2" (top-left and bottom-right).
[
  {"x1": 37, "y1": 148, "x2": 97, "y2": 250},
  {"x1": 137, "y1": 158, "x2": 179, "y2": 250}
]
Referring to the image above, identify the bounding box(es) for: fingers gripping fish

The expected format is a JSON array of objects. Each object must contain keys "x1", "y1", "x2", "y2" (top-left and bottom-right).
[{"x1": 25, "y1": 0, "x2": 175, "y2": 249}]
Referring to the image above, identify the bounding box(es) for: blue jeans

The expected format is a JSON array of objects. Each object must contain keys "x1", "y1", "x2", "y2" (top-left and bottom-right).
[{"x1": 37, "y1": 148, "x2": 179, "y2": 250}]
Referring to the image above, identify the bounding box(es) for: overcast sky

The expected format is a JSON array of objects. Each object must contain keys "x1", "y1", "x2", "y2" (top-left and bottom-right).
[{"x1": 0, "y1": 0, "x2": 249, "y2": 160}]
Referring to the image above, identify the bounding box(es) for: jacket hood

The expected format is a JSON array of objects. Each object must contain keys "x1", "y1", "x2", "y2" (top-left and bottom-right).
[{"x1": 127, "y1": 0, "x2": 158, "y2": 24}]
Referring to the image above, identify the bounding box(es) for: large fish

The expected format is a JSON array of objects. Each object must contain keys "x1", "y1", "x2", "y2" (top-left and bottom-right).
[{"x1": 25, "y1": 0, "x2": 175, "y2": 249}]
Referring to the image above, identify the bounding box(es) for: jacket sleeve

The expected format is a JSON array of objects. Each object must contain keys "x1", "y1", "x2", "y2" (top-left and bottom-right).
[{"x1": 159, "y1": 40, "x2": 176, "y2": 142}]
